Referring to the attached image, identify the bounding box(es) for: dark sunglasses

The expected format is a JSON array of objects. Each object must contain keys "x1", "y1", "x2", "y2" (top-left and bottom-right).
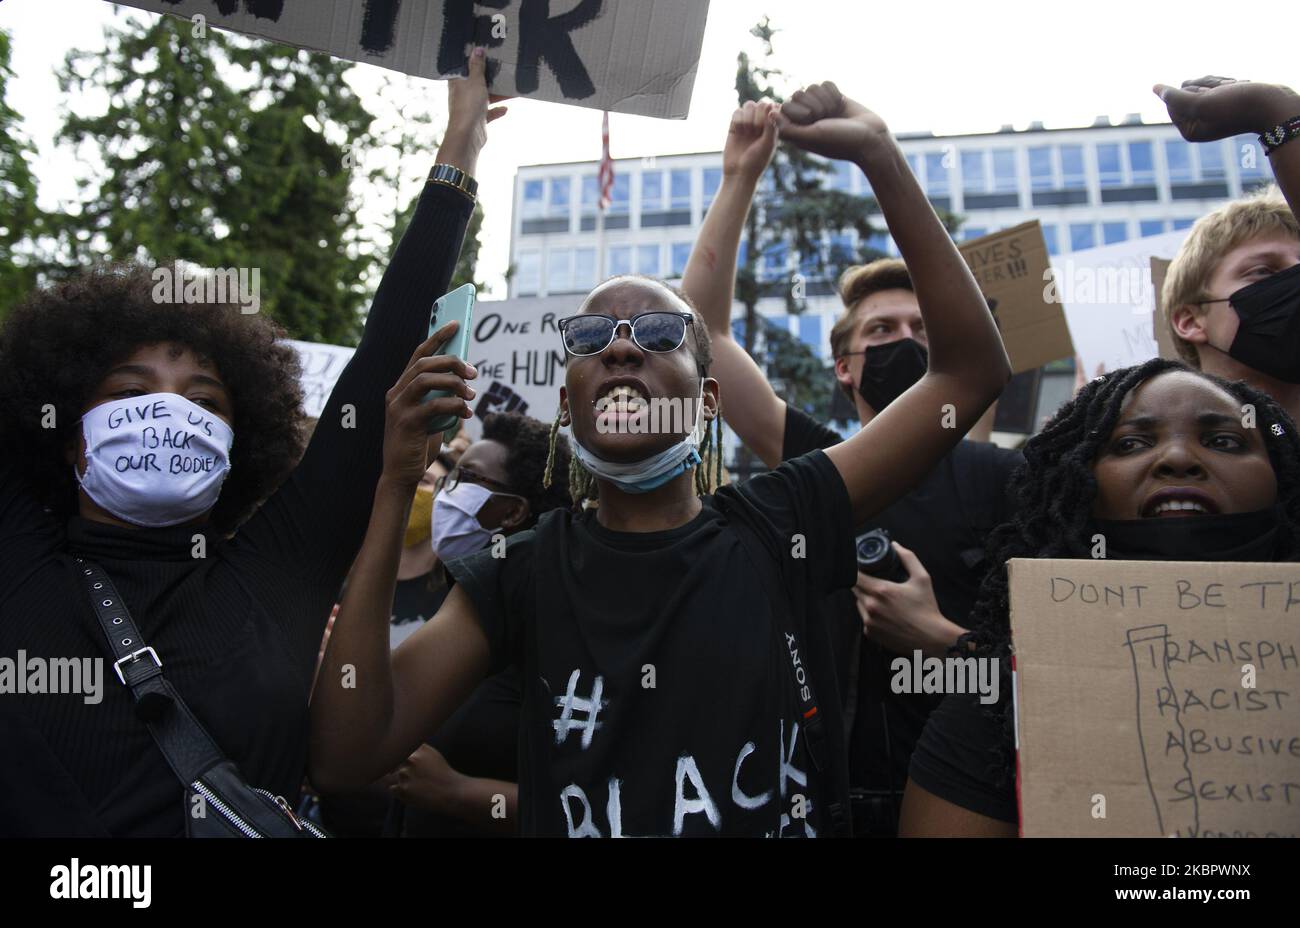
[{"x1": 557, "y1": 311, "x2": 695, "y2": 357}]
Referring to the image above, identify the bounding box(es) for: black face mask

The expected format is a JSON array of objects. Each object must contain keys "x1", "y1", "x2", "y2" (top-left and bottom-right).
[
  {"x1": 1091, "y1": 507, "x2": 1281, "y2": 562},
  {"x1": 855, "y1": 338, "x2": 928, "y2": 414},
  {"x1": 1223, "y1": 262, "x2": 1300, "y2": 383}
]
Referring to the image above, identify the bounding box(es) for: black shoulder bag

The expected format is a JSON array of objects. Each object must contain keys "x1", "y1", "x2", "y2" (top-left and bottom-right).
[{"x1": 76, "y1": 557, "x2": 329, "y2": 838}]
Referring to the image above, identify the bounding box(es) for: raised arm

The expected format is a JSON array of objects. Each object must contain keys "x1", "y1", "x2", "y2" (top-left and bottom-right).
[
  {"x1": 229, "y1": 49, "x2": 508, "y2": 648},
  {"x1": 1155, "y1": 76, "x2": 1300, "y2": 222},
  {"x1": 309, "y1": 328, "x2": 491, "y2": 793},
  {"x1": 681, "y1": 101, "x2": 788, "y2": 467},
  {"x1": 777, "y1": 83, "x2": 1010, "y2": 524}
]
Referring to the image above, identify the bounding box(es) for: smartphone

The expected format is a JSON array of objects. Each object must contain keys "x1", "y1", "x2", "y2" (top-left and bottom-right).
[{"x1": 424, "y1": 283, "x2": 476, "y2": 439}]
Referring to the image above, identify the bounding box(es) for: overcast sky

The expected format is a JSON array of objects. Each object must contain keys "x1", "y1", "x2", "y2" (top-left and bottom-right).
[{"x1": 1, "y1": 0, "x2": 1288, "y2": 301}]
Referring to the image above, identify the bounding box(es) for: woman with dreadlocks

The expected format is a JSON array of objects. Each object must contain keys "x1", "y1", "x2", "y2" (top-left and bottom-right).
[
  {"x1": 900, "y1": 357, "x2": 1300, "y2": 836},
  {"x1": 310, "y1": 81, "x2": 1011, "y2": 836}
]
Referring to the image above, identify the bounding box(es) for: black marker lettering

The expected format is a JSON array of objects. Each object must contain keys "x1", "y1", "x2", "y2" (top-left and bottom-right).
[
  {"x1": 361, "y1": 0, "x2": 402, "y2": 53},
  {"x1": 437, "y1": 0, "x2": 509, "y2": 85},
  {"x1": 517, "y1": 0, "x2": 602, "y2": 98}
]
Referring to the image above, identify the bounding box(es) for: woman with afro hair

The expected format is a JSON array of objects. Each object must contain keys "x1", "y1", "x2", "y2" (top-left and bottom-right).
[
  {"x1": 900, "y1": 358, "x2": 1300, "y2": 836},
  {"x1": 0, "y1": 49, "x2": 506, "y2": 837}
]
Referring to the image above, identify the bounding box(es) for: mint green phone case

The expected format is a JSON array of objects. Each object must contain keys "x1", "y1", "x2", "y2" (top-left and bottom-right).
[{"x1": 425, "y1": 283, "x2": 476, "y2": 441}]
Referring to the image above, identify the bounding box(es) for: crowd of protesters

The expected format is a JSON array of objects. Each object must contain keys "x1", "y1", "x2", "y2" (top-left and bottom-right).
[{"x1": 1, "y1": 45, "x2": 1298, "y2": 837}]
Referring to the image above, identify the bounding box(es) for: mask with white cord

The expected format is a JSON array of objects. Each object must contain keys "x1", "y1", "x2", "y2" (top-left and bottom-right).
[
  {"x1": 431, "y1": 482, "x2": 503, "y2": 562},
  {"x1": 572, "y1": 380, "x2": 706, "y2": 494},
  {"x1": 75, "y1": 392, "x2": 233, "y2": 528}
]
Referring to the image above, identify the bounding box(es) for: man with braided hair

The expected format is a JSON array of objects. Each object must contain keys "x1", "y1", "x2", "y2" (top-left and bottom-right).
[
  {"x1": 901, "y1": 358, "x2": 1300, "y2": 835},
  {"x1": 311, "y1": 81, "x2": 1010, "y2": 837}
]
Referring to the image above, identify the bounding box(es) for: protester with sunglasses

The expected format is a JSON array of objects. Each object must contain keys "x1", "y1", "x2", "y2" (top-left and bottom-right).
[
  {"x1": 316, "y1": 413, "x2": 569, "y2": 837},
  {"x1": 311, "y1": 81, "x2": 1010, "y2": 837}
]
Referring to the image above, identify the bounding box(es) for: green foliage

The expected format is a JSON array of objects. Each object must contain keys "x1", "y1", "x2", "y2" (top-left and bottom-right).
[
  {"x1": 374, "y1": 73, "x2": 488, "y2": 298},
  {"x1": 757, "y1": 316, "x2": 834, "y2": 419},
  {"x1": 731, "y1": 17, "x2": 963, "y2": 429},
  {"x1": 732, "y1": 17, "x2": 881, "y2": 425},
  {"x1": 53, "y1": 13, "x2": 372, "y2": 343},
  {"x1": 0, "y1": 29, "x2": 45, "y2": 317}
]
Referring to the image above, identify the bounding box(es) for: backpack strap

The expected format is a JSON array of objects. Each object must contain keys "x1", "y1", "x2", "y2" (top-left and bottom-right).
[{"x1": 719, "y1": 500, "x2": 852, "y2": 838}]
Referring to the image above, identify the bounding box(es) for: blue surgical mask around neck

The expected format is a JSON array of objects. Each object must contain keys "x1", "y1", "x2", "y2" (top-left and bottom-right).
[{"x1": 572, "y1": 381, "x2": 707, "y2": 494}]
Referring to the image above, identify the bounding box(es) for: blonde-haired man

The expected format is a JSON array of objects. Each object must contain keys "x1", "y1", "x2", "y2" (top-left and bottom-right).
[{"x1": 1158, "y1": 77, "x2": 1300, "y2": 421}]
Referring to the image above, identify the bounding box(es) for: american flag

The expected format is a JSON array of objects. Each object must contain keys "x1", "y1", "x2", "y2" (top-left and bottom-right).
[{"x1": 598, "y1": 111, "x2": 614, "y2": 211}]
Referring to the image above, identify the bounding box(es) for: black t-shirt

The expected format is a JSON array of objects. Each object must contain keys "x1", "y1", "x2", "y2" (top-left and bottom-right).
[
  {"x1": 403, "y1": 668, "x2": 522, "y2": 838},
  {"x1": 447, "y1": 450, "x2": 856, "y2": 837},
  {"x1": 780, "y1": 406, "x2": 1022, "y2": 799},
  {"x1": 908, "y1": 692, "x2": 1018, "y2": 824},
  {"x1": 389, "y1": 573, "x2": 449, "y2": 650}
]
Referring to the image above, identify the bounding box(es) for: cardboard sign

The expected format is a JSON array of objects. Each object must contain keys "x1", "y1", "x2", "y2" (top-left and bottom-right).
[
  {"x1": 1052, "y1": 230, "x2": 1189, "y2": 379},
  {"x1": 959, "y1": 221, "x2": 1074, "y2": 374},
  {"x1": 286, "y1": 338, "x2": 356, "y2": 419},
  {"x1": 287, "y1": 294, "x2": 569, "y2": 434},
  {"x1": 462, "y1": 295, "x2": 569, "y2": 436},
  {"x1": 1009, "y1": 557, "x2": 1300, "y2": 838},
  {"x1": 111, "y1": 0, "x2": 710, "y2": 118}
]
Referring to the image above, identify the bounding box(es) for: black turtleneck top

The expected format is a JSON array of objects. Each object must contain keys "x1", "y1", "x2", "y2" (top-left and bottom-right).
[{"x1": 0, "y1": 183, "x2": 472, "y2": 837}]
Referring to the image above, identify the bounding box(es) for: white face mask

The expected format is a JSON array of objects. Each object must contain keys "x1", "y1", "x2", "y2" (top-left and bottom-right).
[
  {"x1": 76, "y1": 393, "x2": 234, "y2": 528},
  {"x1": 431, "y1": 482, "x2": 501, "y2": 562}
]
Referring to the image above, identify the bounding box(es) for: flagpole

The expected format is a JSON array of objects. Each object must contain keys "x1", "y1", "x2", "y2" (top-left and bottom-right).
[
  {"x1": 597, "y1": 110, "x2": 612, "y2": 282},
  {"x1": 596, "y1": 204, "x2": 606, "y2": 280}
]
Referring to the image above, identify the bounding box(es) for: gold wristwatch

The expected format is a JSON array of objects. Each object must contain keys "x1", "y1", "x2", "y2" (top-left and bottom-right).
[{"x1": 427, "y1": 163, "x2": 478, "y2": 201}]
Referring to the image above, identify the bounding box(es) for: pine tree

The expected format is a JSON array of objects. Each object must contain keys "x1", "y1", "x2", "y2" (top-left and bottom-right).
[
  {"x1": 733, "y1": 17, "x2": 881, "y2": 426},
  {"x1": 733, "y1": 17, "x2": 963, "y2": 429},
  {"x1": 56, "y1": 14, "x2": 246, "y2": 270},
  {"x1": 225, "y1": 40, "x2": 373, "y2": 344},
  {"x1": 54, "y1": 11, "x2": 376, "y2": 344}
]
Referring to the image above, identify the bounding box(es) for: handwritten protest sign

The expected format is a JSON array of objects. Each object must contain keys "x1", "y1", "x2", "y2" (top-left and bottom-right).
[
  {"x1": 1009, "y1": 557, "x2": 1300, "y2": 838},
  {"x1": 111, "y1": 0, "x2": 710, "y2": 118},
  {"x1": 1051, "y1": 230, "x2": 1189, "y2": 379},
  {"x1": 286, "y1": 294, "x2": 569, "y2": 435},
  {"x1": 959, "y1": 222, "x2": 1073, "y2": 374},
  {"x1": 286, "y1": 339, "x2": 356, "y2": 419},
  {"x1": 463, "y1": 295, "x2": 569, "y2": 436}
]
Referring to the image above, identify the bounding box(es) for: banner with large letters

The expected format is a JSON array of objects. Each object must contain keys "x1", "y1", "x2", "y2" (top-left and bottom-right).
[{"x1": 110, "y1": 0, "x2": 711, "y2": 118}]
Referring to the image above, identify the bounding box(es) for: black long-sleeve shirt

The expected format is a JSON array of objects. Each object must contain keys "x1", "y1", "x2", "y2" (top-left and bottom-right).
[{"x1": 0, "y1": 183, "x2": 472, "y2": 837}]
